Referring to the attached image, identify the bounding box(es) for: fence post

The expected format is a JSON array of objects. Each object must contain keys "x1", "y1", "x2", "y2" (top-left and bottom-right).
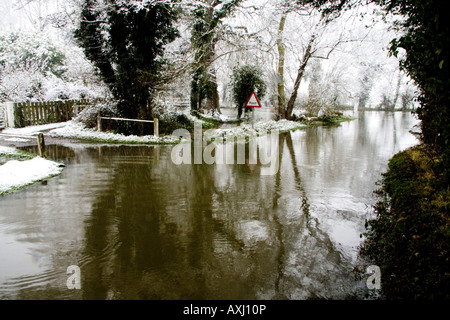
[
  {"x1": 153, "y1": 118, "x2": 159, "y2": 137},
  {"x1": 97, "y1": 111, "x2": 102, "y2": 131},
  {"x1": 37, "y1": 133, "x2": 45, "y2": 157},
  {"x1": 73, "y1": 103, "x2": 79, "y2": 117},
  {"x1": 5, "y1": 102, "x2": 16, "y2": 128}
]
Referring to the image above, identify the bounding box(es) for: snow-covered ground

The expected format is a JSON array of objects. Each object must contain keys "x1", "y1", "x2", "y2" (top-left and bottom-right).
[
  {"x1": 0, "y1": 145, "x2": 20, "y2": 157},
  {"x1": 0, "y1": 146, "x2": 64, "y2": 195},
  {"x1": 1, "y1": 122, "x2": 67, "y2": 136},
  {"x1": 47, "y1": 118, "x2": 307, "y2": 144},
  {"x1": 204, "y1": 119, "x2": 308, "y2": 142},
  {"x1": 48, "y1": 121, "x2": 179, "y2": 144}
]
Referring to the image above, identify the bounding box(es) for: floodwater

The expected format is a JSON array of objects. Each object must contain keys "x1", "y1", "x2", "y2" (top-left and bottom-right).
[{"x1": 0, "y1": 111, "x2": 419, "y2": 300}]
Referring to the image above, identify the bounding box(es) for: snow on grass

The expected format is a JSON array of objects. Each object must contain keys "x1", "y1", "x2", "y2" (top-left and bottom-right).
[
  {"x1": 0, "y1": 146, "x2": 35, "y2": 163},
  {"x1": 252, "y1": 119, "x2": 309, "y2": 132},
  {"x1": 0, "y1": 152, "x2": 64, "y2": 195},
  {"x1": 46, "y1": 118, "x2": 308, "y2": 145},
  {"x1": 192, "y1": 110, "x2": 242, "y2": 124},
  {"x1": 46, "y1": 116, "x2": 344, "y2": 145},
  {"x1": 0, "y1": 146, "x2": 20, "y2": 156},
  {"x1": 48, "y1": 121, "x2": 179, "y2": 144},
  {"x1": 204, "y1": 119, "x2": 308, "y2": 142}
]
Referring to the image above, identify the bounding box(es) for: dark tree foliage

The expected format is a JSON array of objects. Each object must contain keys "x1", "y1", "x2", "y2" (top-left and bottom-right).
[
  {"x1": 75, "y1": 0, "x2": 179, "y2": 133},
  {"x1": 190, "y1": 4, "x2": 216, "y2": 111},
  {"x1": 230, "y1": 65, "x2": 266, "y2": 119},
  {"x1": 189, "y1": 0, "x2": 242, "y2": 113}
]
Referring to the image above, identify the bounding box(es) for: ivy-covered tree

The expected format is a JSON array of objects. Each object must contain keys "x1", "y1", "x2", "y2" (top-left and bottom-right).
[
  {"x1": 230, "y1": 65, "x2": 266, "y2": 119},
  {"x1": 189, "y1": 0, "x2": 242, "y2": 114},
  {"x1": 74, "y1": 0, "x2": 179, "y2": 128}
]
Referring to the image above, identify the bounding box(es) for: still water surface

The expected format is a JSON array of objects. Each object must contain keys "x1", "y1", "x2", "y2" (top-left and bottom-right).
[{"x1": 0, "y1": 111, "x2": 419, "y2": 299}]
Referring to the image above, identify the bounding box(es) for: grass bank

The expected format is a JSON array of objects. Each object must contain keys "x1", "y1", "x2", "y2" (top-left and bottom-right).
[
  {"x1": 0, "y1": 147, "x2": 65, "y2": 195},
  {"x1": 47, "y1": 112, "x2": 356, "y2": 145},
  {"x1": 0, "y1": 146, "x2": 35, "y2": 165},
  {"x1": 360, "y1": 145, "x2": 450, "y2": 299}
]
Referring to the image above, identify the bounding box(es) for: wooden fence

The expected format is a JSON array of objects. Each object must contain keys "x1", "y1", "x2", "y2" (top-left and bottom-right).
[
  {"x1": 97, "y1": 112, "x2": 159, "y2": 137},
  {"x1": 3, "y1": 98, "x2": 103, "y2": 128}
]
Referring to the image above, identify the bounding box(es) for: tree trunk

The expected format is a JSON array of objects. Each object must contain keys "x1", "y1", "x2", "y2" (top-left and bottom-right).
[
  {"x1": 285, "y1": 35, "x2": 315, "y2": 119},
  {"x1": 206, "y1": 62, "x2": 221, "y2": 114},
  {"x1": 277, "y1": 14, "x2": 287, "y2": 119},
  {"x1": 205, "y1": 1, "x2": 221, "y2": 114},
  {"x1": 391, "y1": 72, "x2": 402, "y2": 111}
]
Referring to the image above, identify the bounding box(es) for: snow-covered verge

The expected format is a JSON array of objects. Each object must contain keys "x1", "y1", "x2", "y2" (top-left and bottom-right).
[
  {"x1": 0, "y1": 146, "x2": 64, "y2": 195},
  {"x1": 0, "y1": 145, "x2": 24, "y2": 158},
  {"x1": 191, "y1": 110, "x2": 242, "y2": 124},
  {"x1": 44, "y1": 113, "x2": 355, "y2": 145},
  {"x1": 48, "y1": 121, "x2": 179, "y2": 144},
  {"x1": 47, "y1": 118, "x2": 309, "y2": 144},
  {"x1": 204, "y1": 119, "x2": 309, "y2": 142}
]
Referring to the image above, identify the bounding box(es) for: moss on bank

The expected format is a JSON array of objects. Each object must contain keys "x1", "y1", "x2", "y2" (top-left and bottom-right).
[{"x1": 360, "y1": 145, "x2": 450, "y2": 299}]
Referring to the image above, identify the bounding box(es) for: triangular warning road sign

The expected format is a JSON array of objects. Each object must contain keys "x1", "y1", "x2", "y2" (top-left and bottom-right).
[{"x1": 245, "y1": 91, "x2": 261, "y2": 108}]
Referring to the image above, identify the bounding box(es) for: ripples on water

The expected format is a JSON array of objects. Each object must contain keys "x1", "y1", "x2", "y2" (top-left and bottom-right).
[{"x1": 0, "y1": 111, "x2": 419, "y2": 299}]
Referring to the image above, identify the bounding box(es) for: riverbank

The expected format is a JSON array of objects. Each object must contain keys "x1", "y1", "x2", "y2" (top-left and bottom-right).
[
  {"x1": 47, "y1": 113, "x2": 355, "y2": 144},
  {"x1": 0, "y1": 146, "x2": 64, "y2": 195},
  {"x1": 48, "y1": 121, "x2": 180, "y2": 144},
  {"x1": 359, "y1": 144, "x2": 450, "y2": 299}
]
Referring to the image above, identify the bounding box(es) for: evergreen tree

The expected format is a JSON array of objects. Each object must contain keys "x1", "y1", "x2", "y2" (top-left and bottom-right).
[
  {"x1": 230, "y1": 65, "x2": 266, "y2": 119},
  {"x1": 74, "y1": 0, "x2": 179, "y2": 130}
]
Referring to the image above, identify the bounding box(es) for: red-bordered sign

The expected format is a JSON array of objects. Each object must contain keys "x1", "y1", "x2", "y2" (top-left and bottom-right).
[{"x1": 245, "y1": 92, "x2": 261, "y2": 108}]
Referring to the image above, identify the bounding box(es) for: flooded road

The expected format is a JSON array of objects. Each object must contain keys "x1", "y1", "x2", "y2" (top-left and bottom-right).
[{"x1": 0, "y1": 111, "x2": 419, "y2": 299}]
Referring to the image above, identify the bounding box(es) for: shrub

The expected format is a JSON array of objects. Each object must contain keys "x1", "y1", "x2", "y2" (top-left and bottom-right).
[
  {"x1": 74, "y1": 100, "x2": 118, "y2": 129},
  {"x1": 230, "y1": 65, "x2": 266, "y2": 119}
]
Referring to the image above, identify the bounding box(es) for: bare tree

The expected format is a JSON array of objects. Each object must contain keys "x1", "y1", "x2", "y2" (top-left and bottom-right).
[
  {"x1": 276, "y1": 13, "x2": 287, "y2": 119},
  {"x1": 275, "y1": 2, "x2": 369, "y2": 119}
]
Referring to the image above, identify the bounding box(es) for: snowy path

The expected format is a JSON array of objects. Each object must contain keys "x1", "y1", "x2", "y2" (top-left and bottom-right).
[{"x1": 1, "y1": 122, "x2": 67, "y2": 136}]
